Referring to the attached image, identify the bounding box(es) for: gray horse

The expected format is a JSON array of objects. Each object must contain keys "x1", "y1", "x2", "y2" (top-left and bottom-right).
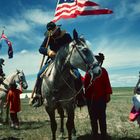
[
  {"x1": 41, "y1": 30, "x2": 101, "y2": 140},
  {"x1": 0, "y1": 69, "x2": 28, "y2": 124}
]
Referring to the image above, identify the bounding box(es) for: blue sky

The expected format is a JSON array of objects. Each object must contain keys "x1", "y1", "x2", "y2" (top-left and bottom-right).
[{"x1": 0, "y1": 0, "x2": 140, "y2": 89}]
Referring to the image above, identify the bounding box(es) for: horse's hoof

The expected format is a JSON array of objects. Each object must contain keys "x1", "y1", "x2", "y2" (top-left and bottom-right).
[
  {"x1": 0, "y1": 123, "x2": 3, "y2": 126},
  {"x1": 29, "y1": 98, "x2": 33, "y2": 105}
]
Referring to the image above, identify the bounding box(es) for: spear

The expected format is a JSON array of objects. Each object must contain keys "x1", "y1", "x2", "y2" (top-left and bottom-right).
[
  {"x1": 29, "y1": 33, "x2": 51, "y2": 105},
  {"x1": 29, "y1": 26, "x2": 59, "y2": 105}
]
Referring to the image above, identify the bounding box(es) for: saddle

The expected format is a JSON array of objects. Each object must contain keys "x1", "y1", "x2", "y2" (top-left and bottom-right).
[{"x1": 40, "y1": 62, "x2": 54, "y2": 78}]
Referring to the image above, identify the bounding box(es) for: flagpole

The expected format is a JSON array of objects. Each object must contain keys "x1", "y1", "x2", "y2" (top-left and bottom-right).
[{"x1": 29, "y1": 33, "x2": 51, "y2": 105}]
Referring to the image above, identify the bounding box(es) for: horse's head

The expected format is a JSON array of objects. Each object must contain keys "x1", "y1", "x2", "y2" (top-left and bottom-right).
[
  {"x1": 14, "y1": 70, "x2": 28, "y2": 89},
  {"x1": 68, "y1": 29, "x2": 101, "y2": 80}
]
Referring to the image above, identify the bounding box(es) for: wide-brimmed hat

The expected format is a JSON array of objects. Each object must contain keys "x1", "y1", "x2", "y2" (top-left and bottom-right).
[
  {"x1": 95, "y1": 53, "x2": 104, "y2": 66},
  {"x1": 46, "y1": 21, "x2": 61, "y2": 31},
  {"x1": 95, "y1": 53, "x2": 104, "y2": 61},
  {"x1": 0, "y1": 58, "x2": 5, "y2": 65},
  {"x1": 44, "y1": 21, "x2": 61, "y2": 36}
]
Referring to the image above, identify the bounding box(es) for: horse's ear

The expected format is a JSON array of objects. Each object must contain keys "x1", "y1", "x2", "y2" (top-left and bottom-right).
[
  {"x1": 73, "y1": 29, "x2": 78, "y2": 41},
  {"x1": 16, "y1": 69, "x2": 20, "y2": 73}
]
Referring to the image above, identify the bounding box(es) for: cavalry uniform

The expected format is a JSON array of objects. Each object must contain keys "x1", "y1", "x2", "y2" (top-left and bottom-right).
[
  {"x1": 39, "y1": 31, "x2": 72, "y2": 57},
  {"x1": 38, "y1": 22, "x2": 72, "y2": 77}
]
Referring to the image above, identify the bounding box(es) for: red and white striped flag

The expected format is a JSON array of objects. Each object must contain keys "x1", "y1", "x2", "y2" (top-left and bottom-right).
[
  {"x1": 53, "y1": 0, "x2": 113, "y2": 22},
  {"x1": 0, "y1": 31, "x2": 13, "y2": 58}
]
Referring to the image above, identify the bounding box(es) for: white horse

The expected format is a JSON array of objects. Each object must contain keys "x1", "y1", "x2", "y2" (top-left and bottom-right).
[
  {"x1": 0, "y1": 69, "x2": 28, "y2": 123},
  {"x1": 41, "y1": 29, "x2": 101, "y2": 140}
]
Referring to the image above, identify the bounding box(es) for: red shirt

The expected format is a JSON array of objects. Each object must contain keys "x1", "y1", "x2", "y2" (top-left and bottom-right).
[
  {"x1": 6, "y1": 88, "x2": 22, "y2": 113},
  {"x1": 83, "y1": 67, "x2": 112, "y2": 101}
]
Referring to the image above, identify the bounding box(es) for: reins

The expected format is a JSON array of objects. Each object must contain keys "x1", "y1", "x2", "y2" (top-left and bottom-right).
[
  {"x1": 50, "y1": 40, "x2": 89, "y2": 103},
  {"x1": 43, "y1": 39, "x2": 97, "y2": 103}
]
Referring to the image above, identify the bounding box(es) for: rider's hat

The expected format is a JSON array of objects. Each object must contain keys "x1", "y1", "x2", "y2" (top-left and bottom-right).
[
  {"x1": 0, "y1": 58, "x2": 5, "y2": 66},
  {"x1": 46, "y1": 21, "x2": 61, "y2": 31},
  {"x1": 44, "y1": 21, "x2": 61, "y2": 36}
]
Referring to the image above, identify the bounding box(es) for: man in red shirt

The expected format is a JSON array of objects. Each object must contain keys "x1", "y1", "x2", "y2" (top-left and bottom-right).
[{"x1": 83, "y1": 53, "x2": 112, "y2": 140}]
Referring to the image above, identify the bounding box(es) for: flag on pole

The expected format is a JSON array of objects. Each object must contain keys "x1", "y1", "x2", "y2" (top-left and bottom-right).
[
  {"x1": 53, "y1": 0, "x2": 113, "y2": 22},
  {"x1": 0, "y1": 31, "x2": 13, "y2": 58}
]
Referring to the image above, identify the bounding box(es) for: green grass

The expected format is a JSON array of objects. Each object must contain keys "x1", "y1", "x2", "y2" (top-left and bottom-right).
[{"x1": 0, "y1": 87, "x2": 140, "y2": 140}]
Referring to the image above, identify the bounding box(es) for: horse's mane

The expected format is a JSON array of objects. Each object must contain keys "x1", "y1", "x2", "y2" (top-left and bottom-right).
[
  {"x1": 5, "y1": 69, "x2": 22, "y2": 79},
  {"x1": 54, "y1": 44, "x2": 69, "y2": 64},
  {"x1": 55, "y1": 37, "x2": 87, "y2": 59}
]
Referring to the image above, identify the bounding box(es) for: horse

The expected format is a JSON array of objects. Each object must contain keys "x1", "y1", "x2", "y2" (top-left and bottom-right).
[
  {"x1": 0, "y1": 69, "x2": 28, "y2": 124},
  {"x1": 41, "y1": 29, "x2": 101, "y2": 140}
]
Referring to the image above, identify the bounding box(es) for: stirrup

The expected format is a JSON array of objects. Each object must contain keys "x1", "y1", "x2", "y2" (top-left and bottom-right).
[{"x1": 32, "y1": 96, "x2": 43, "y2": 107}]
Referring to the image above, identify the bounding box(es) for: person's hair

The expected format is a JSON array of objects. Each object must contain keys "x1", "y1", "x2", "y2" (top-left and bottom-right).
[
  {"x1": 9, "y1": 82, "x2": 17, "y2": 89},
  {"x1": 136, "y1": 87, "x2": 140, "y2": 94},
  {"x1": 95, "y1": 53, "x2": 104, "y2": 66},
  {"x1": 0, "y1": 58, "x2": 4, "y2": 65}
]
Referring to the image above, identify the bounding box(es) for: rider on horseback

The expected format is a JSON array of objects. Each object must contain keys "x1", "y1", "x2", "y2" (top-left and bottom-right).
[
  {"x1": 0, "y1": 58, "x2": 5, "y2": 85},
  {"x1": 33, "y1": 21, "x2": 82, "y2": 107}
]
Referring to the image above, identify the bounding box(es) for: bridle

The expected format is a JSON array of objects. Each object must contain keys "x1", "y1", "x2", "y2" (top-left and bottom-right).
[
  {"x1": 65, "y1": 39, "x2": 98, "y2": 73},
  {"x1": 55, "y1": 39, "x2": 98, "y2": 102},
  {"x1": 0, "y1": 71, "x2": 25, "y2": 92},
  {"x1": 16, "y1": 71, "x2": 25, "y2": 87}
]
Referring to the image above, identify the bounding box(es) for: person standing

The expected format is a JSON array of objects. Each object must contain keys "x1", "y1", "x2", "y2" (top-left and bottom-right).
[
  {"x1": 83, "y1": 53, "x2": 112, "y2": 140},
  {"x1": 129, "y1": 72, "x2": 140, "y2": 126},
  {"x1": 4, "y1": 82, "x2": 22, "y2": 129}
]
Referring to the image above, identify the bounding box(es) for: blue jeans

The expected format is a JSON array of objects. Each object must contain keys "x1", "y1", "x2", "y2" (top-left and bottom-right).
[
  {"x1": 72, "y1": 67, "x2": 81, "y2": 79},
  {"x1": 37, "y1": 63, "x2": 48, "y2": 79}
]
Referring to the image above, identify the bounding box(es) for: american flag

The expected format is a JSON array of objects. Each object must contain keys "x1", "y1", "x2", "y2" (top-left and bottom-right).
[{"x1": 53, "y1": 0, "x2": 113, "y2": 22}]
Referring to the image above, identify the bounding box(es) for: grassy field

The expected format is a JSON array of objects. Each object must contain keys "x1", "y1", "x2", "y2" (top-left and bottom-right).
[{"x1": 0, "y1": 87, "x2": 140, "y2": 140}]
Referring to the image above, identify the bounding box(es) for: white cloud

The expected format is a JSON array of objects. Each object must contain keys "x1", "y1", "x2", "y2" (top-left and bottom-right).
[
  {"x1": 23, "y1": 9, "x2": 54, "y2": 25},
  {"x1": 1, "y1": 51, "x2": 44, "y2": 89},
  {"x1": 20, "y1": 50, "x2": 29, "y2": 54},
  {"x1": 90, "y1": 37, "x2": 140, "y2": 69},
  {"x1": 0, "y1": 8, "x2": 53, "y2": 39},
  {"x1": 130, "y1": 1, "x2": 140, "y2": 15},
  {"x1": 0, "y1": 19, "x2": 31, "y2": 37},
  {"x1": 113, "y1": 1, "x2": 140, "y2": 20},
  {"x1": 3, "y1": 51, "x2": 42, "y2": 75},
  {"x1": 110, "y1": 74, "x2": 137, "y2": 87}
]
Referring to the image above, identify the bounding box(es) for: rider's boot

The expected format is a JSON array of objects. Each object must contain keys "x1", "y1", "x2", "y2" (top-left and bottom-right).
[{"x1": 32, "y1": 79, "x2": 43, "y2": 107}]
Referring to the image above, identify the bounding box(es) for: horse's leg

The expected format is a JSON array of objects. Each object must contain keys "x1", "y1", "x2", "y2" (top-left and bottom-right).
[
  {"x1": 72, "y1": 123, "x2": 76, "y2": 136},
  {"x1": 57, "y1": 106, "x2": 65, "y2": 138},
  {"x1": 45, "y1": 107, "x2": 57, "y2": 140},
  {"x1": 66, "y1": 106, "x2": 75, "y2": 140},
  {"x1": 57, "y1": 106, "x2": 64, "y2": 133}
]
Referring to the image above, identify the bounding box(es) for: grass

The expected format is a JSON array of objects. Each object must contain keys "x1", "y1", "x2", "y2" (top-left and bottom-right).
[{"x1": 0, "y1": 87, "x2": 140, "y2": 140}]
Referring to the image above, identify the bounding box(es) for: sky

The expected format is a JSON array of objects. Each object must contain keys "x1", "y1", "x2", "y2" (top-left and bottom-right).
[{"x1": 0, "y1": 0, "x2": 140, "y2": 89}]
